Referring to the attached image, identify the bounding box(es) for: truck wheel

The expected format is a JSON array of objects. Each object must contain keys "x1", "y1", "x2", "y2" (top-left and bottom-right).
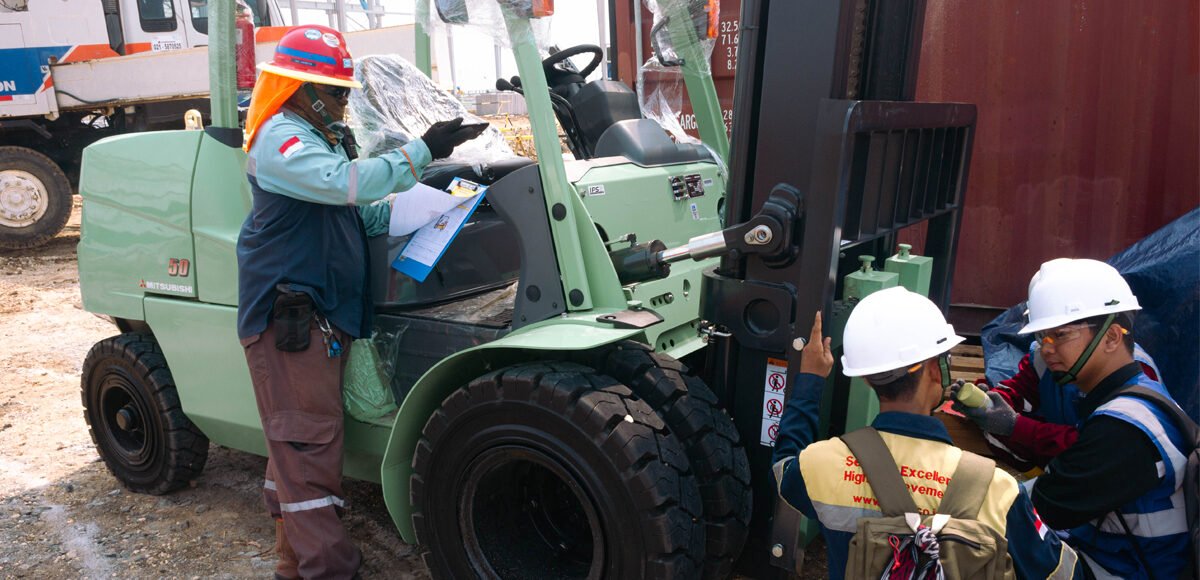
[
  {"x1": 586, "y1": 343, "x2": 752, "y2": 579},
  {"x1": 82, "y1": 333, "x2": 209, "y2": 495},
  {"x1": 412, "y1": 362, "x2": 705, "y2": 579},
  {"x1": 0, "y1": 146, "x2": 73, "y2": 250}
]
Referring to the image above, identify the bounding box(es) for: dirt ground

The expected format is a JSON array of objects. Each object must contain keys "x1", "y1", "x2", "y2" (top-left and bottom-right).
[{"x1": 0, "y1": 202, "x2": 428, "y2": 579}]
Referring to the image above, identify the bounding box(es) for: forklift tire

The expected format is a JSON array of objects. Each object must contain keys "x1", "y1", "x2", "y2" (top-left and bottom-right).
[
  {"x1": 82, "y1": 333, "x2": 209, "y2": 495},
  {"x1": 585, "y1": 343, "x2": 752, "y2": 579},
  {"x1": 0, "y1": 146, "x2": 73, "y2": 250},
  {"x1": 411, "y1": 362, "x2": 705, "y2": 579}
]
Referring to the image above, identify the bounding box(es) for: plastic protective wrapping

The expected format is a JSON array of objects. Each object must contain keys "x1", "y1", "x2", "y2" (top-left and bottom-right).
[
  {"x1": 637, "y1": 0, "x2": 718, "y2": 144},
  {"x1": 348, "y1": 54, "x2": 515, "y2": 165},
  {"x1": 981, "y1": 207, "x2": 1200, "y2": 421},
  {"x1": 342, "y1": 337, "x2": 399, "y2": 423},
  {"x1": 373, "y1": 284, "x2": 516, "y2": 401},
  {"x1": 419, "y1": 0, "x2": 553, "y2": 51}
]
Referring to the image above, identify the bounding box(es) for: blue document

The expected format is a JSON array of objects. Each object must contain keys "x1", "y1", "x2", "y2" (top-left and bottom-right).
[{"x1": 391, "y1": 177, "x2": 487, "y2": 282}]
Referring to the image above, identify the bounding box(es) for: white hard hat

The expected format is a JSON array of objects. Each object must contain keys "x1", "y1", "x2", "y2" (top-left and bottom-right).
[
  {"x1": 1018, "y1": 258, "x2": 1140, "y2": 335},
  {"x1": 841, "y1": 286, "x2": 965, "y2": 377}
]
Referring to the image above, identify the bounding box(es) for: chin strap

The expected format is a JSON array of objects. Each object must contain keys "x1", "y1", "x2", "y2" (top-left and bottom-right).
[
  {"x1": 1055, "y1": 313, "x2": 1116, "y2": 386},
  {"x1": 302, "y1": 83, "x2": 337, "y2": 127}
]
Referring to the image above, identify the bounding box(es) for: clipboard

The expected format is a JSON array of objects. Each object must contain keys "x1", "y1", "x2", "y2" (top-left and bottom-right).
[{"x1": 391, "y1": 177, "x2": 487, "y2": 282}]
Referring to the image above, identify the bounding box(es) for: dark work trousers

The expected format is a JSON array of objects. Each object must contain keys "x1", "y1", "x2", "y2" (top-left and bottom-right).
[{"x1": 242, "y1": 321, "x2": 360, "y2": 580}]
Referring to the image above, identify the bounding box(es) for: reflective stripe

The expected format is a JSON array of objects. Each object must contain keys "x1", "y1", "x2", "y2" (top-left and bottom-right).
[
  {"x1": 1096, "y1": 398, "x2": 1187, "y2": 483},
  {"x1": 1095, "y1": 490, "x2": 1188, "y2": 537},
  {"x1": 983, "y1": 432, "x2": 1033, "y2": 463},
  {"x1": 809, "y1": 499, "x2": 881, "y2": 533},
  {"x1": 347, "y1": 163, "x2": 358, "y2": 205},
  {"x1": 264, "y1": 479, "x2": 277, "y2": 491},
  {"x1": 275, "y1": 45, "x2": 337, "y2": 65},
  {"x1": 279, "y1": 495, "x2": 346, "y2": 513},
  {"x1": 1079, "y1": 551, "x2": 1123, "y2": 580},
  {"x1": 1032, "y1": 344, "x2": 1048, "y2": 376},
  {"x1": 1049, "y1": 542, "x2": 1079, "y2": 580}
]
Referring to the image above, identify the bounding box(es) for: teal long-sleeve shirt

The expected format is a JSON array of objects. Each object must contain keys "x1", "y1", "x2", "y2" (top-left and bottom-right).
[
  {"x1": 247, "y1": 109, "x2": 432, "y2": 233},
  {"x1": 236, "y1": 109, "x2": 433, "y2": 339}
]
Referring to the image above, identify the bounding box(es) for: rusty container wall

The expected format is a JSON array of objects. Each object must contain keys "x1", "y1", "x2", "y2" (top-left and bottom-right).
[
  {"x1": 913, "y1": 0, "x2": 1199, "y2": 307},
  {"x1": 611, "y1": 0, "x2": 740, "y2": 136},
  {"x1": 613, "y1": 0, "x2": 1198, "y2": 309}
]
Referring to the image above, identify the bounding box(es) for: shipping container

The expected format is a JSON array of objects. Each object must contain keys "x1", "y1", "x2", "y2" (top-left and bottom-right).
[{"x1": 612, "y1": 0, "x2": 1199, "y2": 310}]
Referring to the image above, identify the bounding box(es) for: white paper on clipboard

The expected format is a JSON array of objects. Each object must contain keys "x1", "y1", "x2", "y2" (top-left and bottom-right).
[{"x1": 388, "y1": 182, "x2": 482, "y2": 237}]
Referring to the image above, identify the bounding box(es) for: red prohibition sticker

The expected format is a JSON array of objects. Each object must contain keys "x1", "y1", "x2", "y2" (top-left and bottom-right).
[
  {"x1": 768, "y1": 372, "x2": 785, "y2": 391},
  {"x1": 768, "y1": 424, "x2": 779, "y2": 441},
  {"x1": 766, "y1": 398, "x2": 783, "y2": 417}
]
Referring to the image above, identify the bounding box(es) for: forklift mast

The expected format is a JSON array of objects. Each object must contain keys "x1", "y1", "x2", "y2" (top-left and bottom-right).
[{"x1": 702, "y1": 0, "x2": 977, "y2": 574}]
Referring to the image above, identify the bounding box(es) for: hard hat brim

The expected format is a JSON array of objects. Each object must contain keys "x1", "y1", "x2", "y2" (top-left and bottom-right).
[
  {"x1": 1017, "y1": 302, "x2": 1142, "y2": 335},
  {"x1": 258, "y1": 62, "x2": 362, "y2": 89},
  {"x1": 840, "y1": 333, "x2": 966, "y2": 377}
]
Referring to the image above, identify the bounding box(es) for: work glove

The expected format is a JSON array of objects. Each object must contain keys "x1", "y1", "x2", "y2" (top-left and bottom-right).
[
  {"x1": 954, "y1": 390, "x2": 1018, "y2": 437},
  {"x1": 420, "y1": 117, "x2": 489, "y2": 160}
]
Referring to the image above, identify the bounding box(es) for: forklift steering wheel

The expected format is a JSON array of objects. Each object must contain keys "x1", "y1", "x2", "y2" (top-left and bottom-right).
[{"x1": 541, "y1": 44, "x2": 604, "y2": 80}]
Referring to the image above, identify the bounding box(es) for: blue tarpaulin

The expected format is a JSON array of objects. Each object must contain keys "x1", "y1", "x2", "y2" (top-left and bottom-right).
[{"x1": 981, "y1": 207, "x2": 1199, "y2": 421}]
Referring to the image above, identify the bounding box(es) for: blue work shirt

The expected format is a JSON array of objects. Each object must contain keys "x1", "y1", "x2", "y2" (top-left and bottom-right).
[
  {"x1": 772, "y1": 373, "x2": 1081, "y2": 579},
  {"x1": 236, "y1": 109, "x2": 431, "y2": 339}
]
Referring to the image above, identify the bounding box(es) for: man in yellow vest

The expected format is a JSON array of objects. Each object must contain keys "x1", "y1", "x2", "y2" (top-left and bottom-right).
[{"x1": 772, "y1": 287, "x2": 1082, "y2": 578}]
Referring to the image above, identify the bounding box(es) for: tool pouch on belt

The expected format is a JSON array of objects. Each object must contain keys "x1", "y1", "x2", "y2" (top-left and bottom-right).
[{"x1": 273, "y1": 285, "x2": 314, "y2": 352}]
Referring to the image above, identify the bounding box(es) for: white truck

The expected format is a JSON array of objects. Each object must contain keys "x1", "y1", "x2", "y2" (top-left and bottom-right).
[{"x1": 1, "y1": 0, "x2": 414, "y2": 249}]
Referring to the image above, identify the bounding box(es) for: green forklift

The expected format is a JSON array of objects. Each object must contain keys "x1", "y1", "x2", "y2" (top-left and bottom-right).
[{"x1": 76, "y1": 0, "x2": 977, "y2": 577}]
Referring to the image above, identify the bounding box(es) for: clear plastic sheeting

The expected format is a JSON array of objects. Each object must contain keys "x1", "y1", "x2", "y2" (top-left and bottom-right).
[
  {"x1": 348, "y1": 54, "x2": 515, "y2": 166},
  {"x1": 419, "y1": 0, "x2": 553, "y2": 50},
  {"x1": 981, "y1": 207, "x2": 1199, "y2": 422},
  {"x1": 637, "y1": 0, "x2": 719, "y2": 144}
]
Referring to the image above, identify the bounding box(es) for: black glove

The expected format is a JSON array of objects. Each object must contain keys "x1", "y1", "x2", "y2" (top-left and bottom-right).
[{"x1": 420, "y1": 117, "x2": 489, "y2": 160}]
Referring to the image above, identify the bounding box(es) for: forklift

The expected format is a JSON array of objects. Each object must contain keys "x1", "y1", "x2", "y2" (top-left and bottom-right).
[{"x1": 74, "y1": 0, "x2": 974, "y2": 578}]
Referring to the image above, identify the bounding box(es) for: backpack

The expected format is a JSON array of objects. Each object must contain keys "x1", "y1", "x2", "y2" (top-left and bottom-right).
[
  {"x1": 1117, "y1": 387, "x2": 1200, "y2": 579},
  {"x1": 841, "y1": 427, "x2": 1015, "y2": 580}
]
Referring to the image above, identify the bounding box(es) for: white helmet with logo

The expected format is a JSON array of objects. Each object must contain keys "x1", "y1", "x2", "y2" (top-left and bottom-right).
[
  {"x1": 1019, "y1": 258, "x2": 1140, "y2": 335},
  {"x1": 841, "y1": 286, "x2": 965, "y2": 377}
]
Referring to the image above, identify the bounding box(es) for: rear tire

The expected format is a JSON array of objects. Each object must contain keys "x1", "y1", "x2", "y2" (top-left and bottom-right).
[
  {"x1": 82, "y1": 333, "x2": 209, "y2": 494},
  {"x1": 0, "y1": 146, "x2": 72, "y2": 250},
  {"x1": 411, "y1": 362, "x2": 705, "y2": 579},
  {"x1": 584, "y1": 343, "x2": 752, "y2": 579}
]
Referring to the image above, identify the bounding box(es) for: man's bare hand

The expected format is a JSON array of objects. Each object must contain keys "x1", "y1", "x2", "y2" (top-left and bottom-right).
[{"x1": 798, "y1": 311, "x2": 834, "y2": 378}]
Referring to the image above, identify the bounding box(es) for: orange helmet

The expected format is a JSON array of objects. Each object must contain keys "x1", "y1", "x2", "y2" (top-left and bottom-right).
[{"x1": 258, "y1": 25, "x2": 361, "y2": 89}]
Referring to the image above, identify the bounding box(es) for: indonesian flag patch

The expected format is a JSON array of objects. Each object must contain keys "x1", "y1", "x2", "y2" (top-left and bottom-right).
[
  {"x1": 1032, "y1": 507, "x2": 1048, "y2": 539},
  {"x1": 279, "y1": 136, "x2": 305, "y2": 159}
]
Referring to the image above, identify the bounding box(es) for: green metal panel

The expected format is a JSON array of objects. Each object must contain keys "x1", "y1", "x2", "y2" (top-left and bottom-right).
[
  {"x1": 884, "y1": 243, "x2": 933, "y2": 296},
  {"x1": 573, "y1": 161, "x2": 724, "y2": 247},
  {"x1": 503, "y1": 14, "x2": 599, "y2": 312},
  {"x1": 843, "y1": 255, "x2": 898, "y2": 301},
  {"x1": 661, "y1": 2, "x2": 730, "y2": 164},
  {"x1": 413, "y1": 0, "x2": 432, "y2": 76},
  {"x1": 78, "y1": 131, "x2": 203, "y2": 319},
  {"x1": 379, "y1": 319, "x2": 645, "y2": 542},
  {"x1": 208, "y1": 0, "x2": 238, "y2": 129},
  {"x1": 191, "y1": 133, "x2": 251, "y2": 305},
  {"x1": 143, "y1": 297, "x2": 396, "y2": 483}
]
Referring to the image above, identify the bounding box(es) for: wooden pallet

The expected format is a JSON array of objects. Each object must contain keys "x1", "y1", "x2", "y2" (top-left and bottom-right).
[{"x1": 948, "y1": 344, "x2": 985, "y2": 383}]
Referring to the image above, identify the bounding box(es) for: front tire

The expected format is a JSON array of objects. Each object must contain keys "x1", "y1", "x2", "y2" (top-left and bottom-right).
[
  {"x1": 0, "y1": 146, "x2": 72, "y2": 250},
  {"x1": 585, "y1": 343, "x2": 752, "y2": 578},
  {"x1": 82, "y1": 333, "x2": 209, "y2": 494},
  {"x1": 411, "y1": 362, "x2": 705, "y2": 579}
]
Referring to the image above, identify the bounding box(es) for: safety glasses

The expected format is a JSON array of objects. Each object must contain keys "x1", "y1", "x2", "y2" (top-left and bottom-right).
[{"x1": 1035, "y1": 323, "x2": 1094, "y2": 347}]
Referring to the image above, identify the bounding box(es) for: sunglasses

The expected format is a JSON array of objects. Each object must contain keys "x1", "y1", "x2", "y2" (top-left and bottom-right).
[{"x1": 320, "y1": 85, "x2": 351, "y2": 99}]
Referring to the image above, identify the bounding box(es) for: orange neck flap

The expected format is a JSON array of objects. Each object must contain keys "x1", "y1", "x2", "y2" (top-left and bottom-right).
[{"x1": 243, "y1": 71, "x2": 304, "y2": 152}]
